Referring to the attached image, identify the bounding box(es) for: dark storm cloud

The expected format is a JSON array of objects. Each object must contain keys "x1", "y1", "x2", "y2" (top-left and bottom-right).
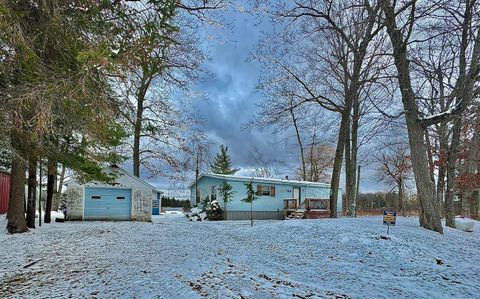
[{"x1": 192, "y1": 9, "x2": 291, "y2": 168}]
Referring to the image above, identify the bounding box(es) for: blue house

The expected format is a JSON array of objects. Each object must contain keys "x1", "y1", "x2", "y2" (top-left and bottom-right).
[{"x1": 189, "y1": 173, "x2": 342, "y2": 220}]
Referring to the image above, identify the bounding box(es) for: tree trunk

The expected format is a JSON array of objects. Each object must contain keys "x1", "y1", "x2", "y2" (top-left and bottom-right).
[
  {"x1": 26, "y1": 157, "x2": 37, "y2": 228},
  {"x1": 329, "y1": 110, "x2": 349, "y2": 218},
  {"x1": 381, "y1": 1, "x2": 443, "y2": 233},
  {"x1": 403, "y1": 82, "x2": 443, "y2": 232},
  {"x1": 132, "y1": 75, "x2": 151, "y2": 178},
  {"x1": 397, "y1": 177, "x2": 403, "y2": 212},
  {"x1": 195, "y1": 152, "x2": 200, "y2": 204},
  {"x1": 424, "y1": 129, "x2": 436, "y2": 185},
  {"x1": 309, "y1": 131, "x2": 316, "y2": 181},
  {"x1": 471, "y1": 118, "x2": 480, "y2": 220},
  {"x1": 350, "y1": 101, "x2": 359, "y2": 216},
  {"x1": 223, "y1": 202, "x2": 227, "y2": 220},
  {"x1": 133, "y1": 95, "x2": 143, "y2": 178},
  {"x1": 6, "y1": 149, "x2": 28, "y2": 234},
  {"x1": 345, "y1": 100, "x2": 359, "y2": 217},
  {"x1": 250, "y1": 202, "x2": 253, "y2": 227},
  {"x1": 444, "y1": 118, "x2": 462, "y2": 228},
  {"x1": 345, "y1": 121, "x2": 352, "y2": 216},
  {"x1": 53, "y1": 163, "x2": 66, "y2": 210},
  {"x1": 435, "y1": 67, "x2": 448, "y2": 210},
  {"x1": 290, "y1": 105, "x2": 306, "y2": 180},
  {"x1": 44, "y1": 159, "x2": 56, "y2": 223},
  {"x1": 472, "y1": 191, "x2": 479, "y2": 220},
  {"x1": 418, "y1": 194, "x2": 425, "y2": 227},
  {"x1": 436, "y1": 143, "x2": 447, "y2": 211}
]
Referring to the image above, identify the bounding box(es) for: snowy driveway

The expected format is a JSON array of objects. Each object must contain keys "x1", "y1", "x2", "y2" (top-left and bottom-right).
[{"x1": 1, "y1": 214, "x2": 479, "y2": 298}]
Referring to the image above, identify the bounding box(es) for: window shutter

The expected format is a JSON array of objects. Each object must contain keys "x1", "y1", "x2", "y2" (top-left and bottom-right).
[
  {"x1": 270, "y1": 186, "x2": 275, "y2": 197},
  {"x1": 256, "y1": 185, "x2": 262, "y2": 195}
]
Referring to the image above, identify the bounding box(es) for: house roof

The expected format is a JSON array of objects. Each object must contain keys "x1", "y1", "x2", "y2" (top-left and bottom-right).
[
  {"x1": 111, "y1": 166, "x2": 163, "y2": 193},
  {"x1": 188, "y1": 173, "x2": 334, "y2": 189},
  {"x1": 64, "y1": 165, "x2": 163, "y2": 194}
]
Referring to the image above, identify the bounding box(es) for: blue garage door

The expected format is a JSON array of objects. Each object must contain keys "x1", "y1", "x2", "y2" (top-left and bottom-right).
[{"x1": 84, "y1": 187, "x2": 131, "y2": 220}]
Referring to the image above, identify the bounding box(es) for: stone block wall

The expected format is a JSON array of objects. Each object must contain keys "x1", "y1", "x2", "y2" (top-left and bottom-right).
[
  {"x1": 131, "y1": 188, "x2": 152, "y2": 221},
  {"x1": 65, "y1": 186, "x2": 83, "y2": 220}
]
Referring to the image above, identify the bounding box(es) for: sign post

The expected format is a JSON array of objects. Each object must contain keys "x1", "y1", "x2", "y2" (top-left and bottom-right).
[{"x1": 383, "y1": 210, "x2": 396, "y2": 234}]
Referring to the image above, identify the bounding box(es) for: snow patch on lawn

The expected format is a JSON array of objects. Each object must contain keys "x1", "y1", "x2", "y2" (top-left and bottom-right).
[{"x1": 0, "y1": 215, "x2": 479, "y2": 298}]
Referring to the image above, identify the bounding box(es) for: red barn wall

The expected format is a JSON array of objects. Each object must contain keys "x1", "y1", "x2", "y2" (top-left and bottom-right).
[{"x1": 0, "y1": 173, "x2": 10, "y2": 214}]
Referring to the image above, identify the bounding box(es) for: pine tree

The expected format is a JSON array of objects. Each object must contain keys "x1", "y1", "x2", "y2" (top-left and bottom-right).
[
  {"x1": 218, "y1": 180, "x2": 235, "y2": 219},
  {"x1": 242, "y1": 181, "x2": 258, "y2": 227},
  {"x1": 210, "y1": 145, "x2": 239, "y2": 175}
]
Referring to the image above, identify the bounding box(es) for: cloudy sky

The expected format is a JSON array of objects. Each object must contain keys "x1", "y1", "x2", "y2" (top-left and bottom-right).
[{"x1": 142, "y1": 5, "x2": 388, "y2": 197}]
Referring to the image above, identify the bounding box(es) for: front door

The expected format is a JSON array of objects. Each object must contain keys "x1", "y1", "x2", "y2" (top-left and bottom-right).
[{"x1": 293, "y1": 187, "x2": 301, "y2": 208}]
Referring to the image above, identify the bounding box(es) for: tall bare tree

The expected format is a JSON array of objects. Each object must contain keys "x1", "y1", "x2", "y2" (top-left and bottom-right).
[
  {"x1": 254, "y1": 0, "x2": 386, "y2": 217},
  {"x1": 247, "y1": 146, "x2": 280, "y2": 178},
  {"x1": 379, "y1": 0, "x2": 480, "y2": 232},
  {"x1": 375, "y1": 141, "x2": 412, "y2": 212}
]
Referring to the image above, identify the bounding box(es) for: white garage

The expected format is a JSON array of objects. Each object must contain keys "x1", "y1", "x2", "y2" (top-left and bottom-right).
[{"x1": 64, "y1": 165, "x2": 162, "y2": 221}]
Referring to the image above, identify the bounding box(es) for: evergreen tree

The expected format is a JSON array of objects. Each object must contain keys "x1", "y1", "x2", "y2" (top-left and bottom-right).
[
  {"x1": 210, "y1": 145, "x2": 239, "y2": 175},
  {"x1": 242, "y1": 181, "x2": 258, "y2": 227},
  {"x1": 218, "y1": 180, "x2": 235, "y2": 219},
  {"x1": 0, "y1": 0, "x2": 129, "y2": 233}
]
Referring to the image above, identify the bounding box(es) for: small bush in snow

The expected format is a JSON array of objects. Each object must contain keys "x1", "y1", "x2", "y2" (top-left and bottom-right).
[
  {"x1": 186, "y1": 207, "x2": 206, "y2": 221},
  {"x1": 206, "y1": 200, "x2": 223, "y2": 221},
  {"x1": 185, "y1": 201, "x2": 223, "y2": 221}
]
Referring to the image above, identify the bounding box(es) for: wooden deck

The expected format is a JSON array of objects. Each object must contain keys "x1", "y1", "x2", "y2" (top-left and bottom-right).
[{"x1": 283, "y1": 198, "x2": 330, "y2": 219}]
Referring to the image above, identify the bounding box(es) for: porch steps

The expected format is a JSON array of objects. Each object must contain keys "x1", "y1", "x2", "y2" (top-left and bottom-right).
[{"x1": 285, "y1": 209, "x2": 305, "y2": 219}]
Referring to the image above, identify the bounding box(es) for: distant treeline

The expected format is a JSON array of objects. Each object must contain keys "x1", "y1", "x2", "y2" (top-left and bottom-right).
[
  {"x1": 161, "y1": 196, "x2": 191, "y2": 209},
  {"x1": 353, "y1": 192, "x2": 419, "y2": 212}
]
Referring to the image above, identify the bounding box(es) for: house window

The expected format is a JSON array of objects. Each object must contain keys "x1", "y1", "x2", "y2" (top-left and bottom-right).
[{"x1": 256, "y1": 185, "x2": 276, "y2": 197}]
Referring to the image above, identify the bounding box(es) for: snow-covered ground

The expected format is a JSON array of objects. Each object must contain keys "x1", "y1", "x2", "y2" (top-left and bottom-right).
[{"x1": 0, "y1": 214, "x2": 479, "y2": 298}]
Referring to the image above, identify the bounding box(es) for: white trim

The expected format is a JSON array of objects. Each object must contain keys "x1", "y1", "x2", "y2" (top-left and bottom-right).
[
  {"x1": 82, "y1": 185, "x2": 85, "y2": 220},
  {"x1": 111, "y1": 167, "x2": 163, "y2": 193},
  {"x1": 188, "y1": 173, "x2": 336, "y2": 189},
  {"x1": 83, "y1": 184, "x2": 134, "y2": 190},
  {"x1": 65, "y1": 166, "x2": 164, "y2": 194},
  {"x1": 130, "y1": 189, "x2": 134, "y2": 219}
]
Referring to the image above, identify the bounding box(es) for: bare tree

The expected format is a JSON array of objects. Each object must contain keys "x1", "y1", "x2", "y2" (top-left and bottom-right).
[
  {"x1": 181, "y1": 131, "x2": 214, "y2": 204},
  {"x1": 254, "y1": 0, "x2": 386, "y2": 217},
  {"x1": 379, "y1": 0, "x2": 480, "y2": 232},
  {"x1": 246, "y1": 78, "x2": 314, "y2": 180},
  {"x1": 303, "y1": 143, "x2": 335, "y2": 183},
  {"x1": 455, "y1": 104, "x2": 480, "y2": 218},
  {"x1": 375, "y1": 141, "x2": 413, "y2": 212},
  {"x1": 113, "y1": 3, "x2": 205, "y2": 178},
  {"x1": 247, "y1": 146, "x2": 280, "y2": 178}
]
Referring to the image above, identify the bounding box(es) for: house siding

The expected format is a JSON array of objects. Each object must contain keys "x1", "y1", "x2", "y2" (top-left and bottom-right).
[
  {"x1": 190, "y1": 175, "x2": 342, "y2": 219},
  {"x1": 226, "y1": 211, "x2": 284, "y2": 220}
]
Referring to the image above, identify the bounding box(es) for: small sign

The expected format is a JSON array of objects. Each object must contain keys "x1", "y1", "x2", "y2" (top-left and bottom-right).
[{"x1": 383, "y1": 210, "x2": 397, "y2": 226}]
